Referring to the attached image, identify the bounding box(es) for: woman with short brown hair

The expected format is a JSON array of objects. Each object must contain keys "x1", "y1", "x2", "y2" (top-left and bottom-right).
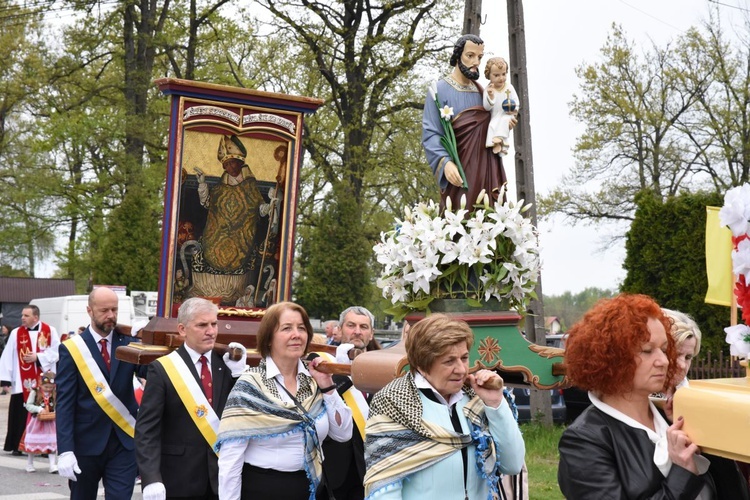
[
  {"x1": 364, "y1": 313, "x2": 524, "y2": 499},
  {"x1": 216, "y1": 302, "x2": 352, "y2": 499}
]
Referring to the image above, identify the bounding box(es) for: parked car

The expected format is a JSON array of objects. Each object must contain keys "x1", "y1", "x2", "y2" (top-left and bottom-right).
[
  {"x1": 510, "y1": 386, "x2": 566, "y2": 424},
  {"x1": 546, "y1": 333, "x2": 591, "y2": 424}
]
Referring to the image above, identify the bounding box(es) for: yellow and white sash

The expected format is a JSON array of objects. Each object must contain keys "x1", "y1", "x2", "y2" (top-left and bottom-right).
[
  {"x1": 156, "y1": 351, "x2": 220, "y2": 453},
  {"x1": 316, "y1": 352, "x2": 369, "y2": 440},
  {"x1": 65, "y1": 335, "x2": 136, "y2": 437}
]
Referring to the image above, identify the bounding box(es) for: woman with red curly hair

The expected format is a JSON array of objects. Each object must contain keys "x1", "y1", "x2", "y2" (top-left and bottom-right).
[{"x1": 558, "y1": 294, "x2": 715, "y2": 499}]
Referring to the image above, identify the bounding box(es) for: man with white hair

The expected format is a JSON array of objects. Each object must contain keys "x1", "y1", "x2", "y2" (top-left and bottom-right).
[{"x1": 135, "y1": 297, "x2": 247, "y2": 500}]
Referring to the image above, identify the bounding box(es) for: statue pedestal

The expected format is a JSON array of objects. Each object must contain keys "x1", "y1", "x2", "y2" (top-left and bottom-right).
[{"x1": 351, "y1": 309, "x2": 567, "y2": 393}]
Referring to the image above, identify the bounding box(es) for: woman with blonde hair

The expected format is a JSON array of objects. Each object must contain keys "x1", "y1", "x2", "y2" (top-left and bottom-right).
[
  {"x1": 662, "y1": 308, "x2": 700, "y2": 391},
  {"x1": 661, "y1": 308, "x2": 750, "y2": 499}
]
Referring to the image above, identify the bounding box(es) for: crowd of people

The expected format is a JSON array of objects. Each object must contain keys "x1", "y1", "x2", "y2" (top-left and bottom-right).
[
  {"x1": 1, "y1": 27, "x2": 745, "y2": 500},
  {"x1": 0, "y1": 292, "x2": 531, "y2": 500},
  {"x1": 0, "y1": 302, "x2": 734, "y2": 490},
  {"x1": 1, "y1": 289, "x2": 748, "y2": 500}
]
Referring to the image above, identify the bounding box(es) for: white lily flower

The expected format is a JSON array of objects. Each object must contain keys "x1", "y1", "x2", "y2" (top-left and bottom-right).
[
  {"x1": 428, "y1": 80, "x2": 438, "y2": 102},
  {"x1": 373, "y1": 195, "x2": 541, "y2": 315},
  {"x1": 497, "y1": 184, "x2": 506, "y2": 203},
  {"x1": 476, "y1": 189, "x2": 487, "y2": 207},
  {"x1": 439, "y1": 105, "x2": 454, "y2": 121}
]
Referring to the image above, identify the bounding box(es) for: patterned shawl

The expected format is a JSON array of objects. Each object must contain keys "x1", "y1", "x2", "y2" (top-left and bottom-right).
[
  {"x1": 215, "y1": 360, "x2": 325, "y2": 500},
  {"x1": 363, "y1": 373, "x2": 500, "y2": 499}
]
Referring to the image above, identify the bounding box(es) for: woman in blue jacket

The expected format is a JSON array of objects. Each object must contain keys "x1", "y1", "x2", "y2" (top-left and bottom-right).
[{"x1": 363, "y1": 314, "x2": 525, "y2": 500}]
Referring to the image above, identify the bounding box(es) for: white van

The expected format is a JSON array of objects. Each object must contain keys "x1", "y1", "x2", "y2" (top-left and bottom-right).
[
  {"x1": 30, "y1": 294, "x2": 136, "y2": 337},
  {"x1": 131, "y1": 291, "x2": 158, "y2": 320}
]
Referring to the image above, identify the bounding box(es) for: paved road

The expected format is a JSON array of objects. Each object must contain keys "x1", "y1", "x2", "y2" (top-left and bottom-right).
[{"x1": 0, "y1": 393, "x2": 143, "y2": 499}]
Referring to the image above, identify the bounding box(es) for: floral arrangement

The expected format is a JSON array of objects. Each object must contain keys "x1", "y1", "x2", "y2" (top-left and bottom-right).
[
  {"x1": 373, "y1": 189, "x2": 541, "y2": 320},
  {"x1": 428, "y1": 81, "x2": 467, "y2": 189},
  {"x1": 719, "y1": 183, "x2": 750, "y2": 357}
]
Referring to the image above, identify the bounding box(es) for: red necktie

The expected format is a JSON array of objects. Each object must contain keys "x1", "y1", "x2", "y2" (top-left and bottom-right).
[
  {"x1": 99, "y1": 339, "x2": 110, "y2": 371},
  {"x1": 199, "y1": 355, "x2": 213, "y2": 405}
]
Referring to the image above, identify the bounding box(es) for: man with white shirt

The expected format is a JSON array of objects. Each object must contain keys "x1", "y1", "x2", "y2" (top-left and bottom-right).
[
  {"x1": 0, "y1": 304, "x2": 60, "y2": 456},
  {"x1": 55, "y1": 287, "x2": 147, "y2": 499},
  {"x1": 135, "y1": 297, "x2": 247, "y2": 500}
]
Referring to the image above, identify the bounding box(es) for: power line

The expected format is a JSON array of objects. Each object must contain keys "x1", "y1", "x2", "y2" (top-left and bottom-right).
[
  {"x1": 617, "y1": 0, "x2": 686, "y2": 33},
  {"x1": 0, "y1": 0, "x2": 120, "y2": 27},
  {"x1": 708, "y1": 0, "x2": 750, "y2": 12},
  {"x1": 0, "y1": 0, "x2": 59, "y2": 13}
]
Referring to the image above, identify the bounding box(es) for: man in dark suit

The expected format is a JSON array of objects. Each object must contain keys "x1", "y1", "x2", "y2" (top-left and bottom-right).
[
  {"x1": 322, "y1": 306, "x2": 381, "y2": 500},
  {"x1": 135, "y1": 297, "x2": 246, "y2": 500},
  {"x1": 56, "y1": 287, "x2": 147, "y2": 500}
]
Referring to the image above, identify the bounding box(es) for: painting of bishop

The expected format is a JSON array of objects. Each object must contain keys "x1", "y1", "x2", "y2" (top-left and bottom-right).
[{"x1": 174, "y1": 131, "x2": 287, "y2": 307}]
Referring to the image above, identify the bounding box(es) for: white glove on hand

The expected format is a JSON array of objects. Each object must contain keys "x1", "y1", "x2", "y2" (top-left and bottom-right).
[
  {"x1": 142, "y1": 482, "x2": 167, "y2": 500},
  {"x1": 223, "y1": 342, "x2": 247, "y2": 377},
  {"x1": 58, "y1": 451, "x2": 81, "y2": 481},
  {"x1": 194, "y1": 167, "x2": 206, "y2": 184},
  {"x1": 335, "y1": 343, "x2": 356, "y2": 364}
]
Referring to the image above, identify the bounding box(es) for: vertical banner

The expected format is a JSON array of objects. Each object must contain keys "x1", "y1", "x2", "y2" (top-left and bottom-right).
[{"x1": 705, "y1": 206, "x2": 733, "y2": 306}]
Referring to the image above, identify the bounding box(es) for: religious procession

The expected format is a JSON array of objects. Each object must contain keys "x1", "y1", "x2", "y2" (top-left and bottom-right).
[{"x1": 1, "y1": 1, "x2": 750, "y2": 500}]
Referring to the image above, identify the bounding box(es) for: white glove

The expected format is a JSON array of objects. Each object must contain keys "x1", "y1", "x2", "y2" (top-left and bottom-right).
[
  {"x1": 142, "y1": 482, "x2": 167, "y2": 500},
  {"x1": 223, "y1": 342, "x2": 247, "y2": 377},
  {"x1": 335, "y1": 343, "x2": 356, "y2": 364},
  {"x1": 58, "y1": 451, "x2": 81, "y2": 481},
  {"x1": 194, "y1": 167, "x2": 205, "y2": 183}
]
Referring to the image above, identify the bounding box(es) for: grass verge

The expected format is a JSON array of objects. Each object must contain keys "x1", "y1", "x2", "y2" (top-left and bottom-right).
[{"x1": 521, "y1": 422, "x2": 565, "y2": 500}]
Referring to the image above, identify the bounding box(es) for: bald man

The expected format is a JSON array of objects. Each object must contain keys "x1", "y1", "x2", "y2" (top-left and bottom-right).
[{"x1": 56, "y1": 288, "x2": 147, "y2": 500}]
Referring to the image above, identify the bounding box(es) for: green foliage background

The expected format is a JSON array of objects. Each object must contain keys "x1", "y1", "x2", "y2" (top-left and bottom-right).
[
  {"x1": 622, "y1": 190, "x2": 730, "y2": 356},
  {"x1": 1, "y1": 2, "x2": 748, "y2": 330}
]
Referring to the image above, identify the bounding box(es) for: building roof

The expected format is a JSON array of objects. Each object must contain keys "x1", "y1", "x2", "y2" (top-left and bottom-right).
[
  {"x1": 0, "y1": 277, "x2": 76, "y2": 303},
  {"x1": 544, "y1": 316, "x2": 560, "y2": 328}
]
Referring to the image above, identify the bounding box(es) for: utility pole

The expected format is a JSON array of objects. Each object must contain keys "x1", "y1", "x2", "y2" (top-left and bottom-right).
[
  {"x1": 507, "y1": 0, "x2": 551, "y2": 426},
  {"x1": 463, "y1": 0, "x2": 482, "y2": 35}
]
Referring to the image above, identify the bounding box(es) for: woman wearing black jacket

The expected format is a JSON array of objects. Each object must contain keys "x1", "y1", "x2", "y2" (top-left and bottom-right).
[{"x1": 558, "y1": 294, "x2": 724, "y2": 499}]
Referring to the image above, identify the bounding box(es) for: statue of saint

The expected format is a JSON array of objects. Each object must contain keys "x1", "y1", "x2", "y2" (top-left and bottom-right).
[{"x1": 422, "y1": 34, "x2": 517, "y2": 211}]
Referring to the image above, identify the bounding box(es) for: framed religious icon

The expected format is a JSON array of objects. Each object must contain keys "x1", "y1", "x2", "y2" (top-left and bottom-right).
[{"x1": 155, "y1": 79, "x2": 323, "y2": 317}]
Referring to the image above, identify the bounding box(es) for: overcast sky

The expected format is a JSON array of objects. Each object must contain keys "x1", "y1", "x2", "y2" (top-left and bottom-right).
[{"x1": 476, "y1": 0, "x2": 744, "y2": 295}]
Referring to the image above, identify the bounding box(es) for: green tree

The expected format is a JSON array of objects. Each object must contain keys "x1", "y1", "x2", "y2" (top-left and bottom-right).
[
  {"x1": 259, "y1": 0, "x2": 459, "y2": 313},
  {"x1": 542, "y1": 17, "x2": 750, "y2": 230},
  {"x1": 677, "y1": 18, "x2": 750, "y2": 188},
  {"x1": 93, "y1": 182, "x2": 161, "y2": 290},
  {"x1": 295, "y1": 185, "x2": 372, "y2": 318},
  {"x1": 622, "y1": 190, "x2": 729, "y2": 356},
  {"x1": 540, "y1": 24, "x2": 708, "y2": 225},
  {"x1": 11, "y1": 1, "x2": 264, "y2": 288},
  {"x1": 0, "y1": 3, "x2": 57, "y2": 274},
  {"x1": 543, "y1": 287, "x2": 617, "y2": 330}
]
